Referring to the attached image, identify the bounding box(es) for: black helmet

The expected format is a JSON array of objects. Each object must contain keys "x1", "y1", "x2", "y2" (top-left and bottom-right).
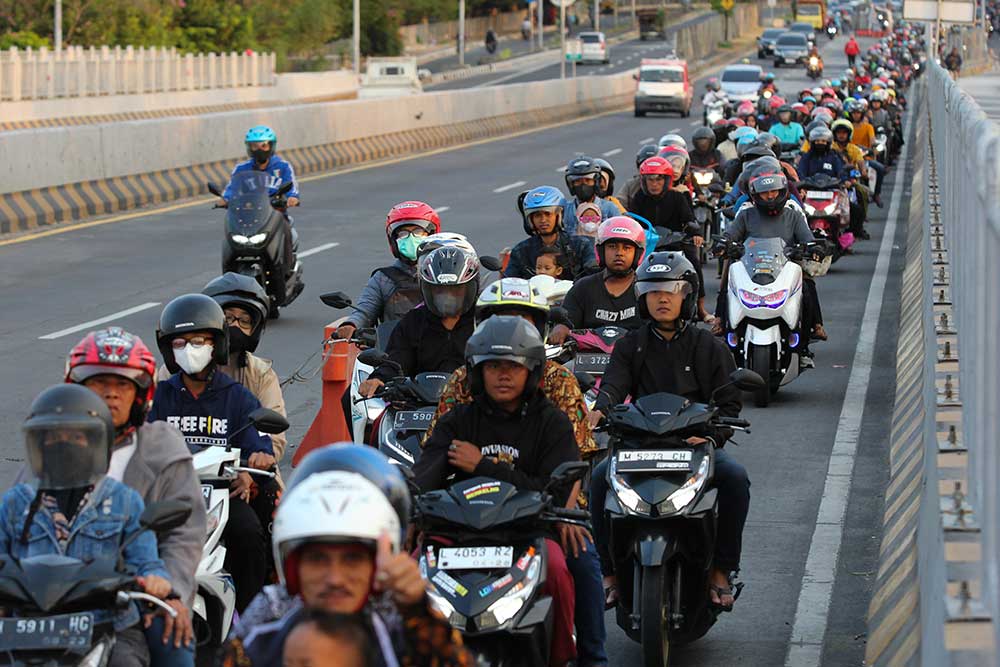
[
  {"x1": 634, "y1": 252, "x2": 699, "y2": 326},
  {"x1": 753, "y1": 132, "x2": 780, "y2": 153},
  {"x1": 593, "y1": 157, "x2": 617, "y2": 198},
  {"x1": 202, "y1": 273, "x2": 269, "y2": 354},
  {"x1": 635, "y1": 144, "x2": 659, "y2": 170},
  {"x1": 740, "y1": 144, "x2": 776, "y2": 165},
  {"x1": 777, "y1": 104, "x2": 793, "y2": 115},
  {"x1": 417, "y1": 246, "x2": 480, "y2": 318},
  {"x1": 156, "y1": 294, "x2": 230, "y2": 373},
  {"x1": 564, "y1": 156, "x2": 601, "y2": 201},
  {"x1": 465, "y1": 315, "x2": 546, "y2": 400},
  {"x1": 748, "y1": 169, "x2": 790, "y2": 216},
  {"x1": 288, "y1": 442, "x2": 411, "y2": 543},
  {"x1": 24, "y1": 384, "x2": 114, "y2": 490},
  {"x1": 692, "y1": 126, "x2": 716, "y2": 151}
]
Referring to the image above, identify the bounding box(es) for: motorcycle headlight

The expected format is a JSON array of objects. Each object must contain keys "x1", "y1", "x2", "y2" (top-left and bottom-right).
[
  {"x1": 804, "y1": 203, "x2": 816, "y2": 215},
  {"x1": 809, "y1": 57, "x2": 819, "y2": 66},
  {"x1": 79, "y1": 640, "x2": 110, "y2": 667},
  {"x1": 763, "y1": 90, "x2": 773, "y2": 99},
  {"x1": 657, "y1": 455, "x2": 710, "y2": 515},
  {"x1": 232, "y1": 233, "x2": 267, "y2": 245},
  {"x1": 477, "y1": 555, "x2": 543, "y2": 629},
  {"x1": 424, "y1": 565, "x2": 467, "y2": 628},
  {"x1": 609, "y1": 457, "x2": 651, "y2": 514},
  {"x1": 695, "y1": 172, "x2": 714, "y2": 186},
  {"x1": 206, "y1": 499, "x2": 224, "y2": 537}
]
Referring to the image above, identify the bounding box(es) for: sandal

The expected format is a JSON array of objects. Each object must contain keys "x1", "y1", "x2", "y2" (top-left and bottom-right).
[
  {"x1": 604, "y1": 583, "x2": 619, "y2": 610},
  {"x1": 709, "y1": 584, "x2": 736, "y2": 612}
]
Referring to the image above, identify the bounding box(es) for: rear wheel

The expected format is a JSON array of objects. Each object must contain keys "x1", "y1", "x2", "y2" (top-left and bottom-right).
[
  {"x1": 640, "y1": 565, "x2": 672, "y2": 667},
  {"x1": 750, "y1": 344, "x2": 772, "y2": 407}
]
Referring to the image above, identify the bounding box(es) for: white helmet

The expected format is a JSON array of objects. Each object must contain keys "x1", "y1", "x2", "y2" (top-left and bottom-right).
[
  {"x1": 658, "y1": 133, "x2": 687, "y2": 150},
  {"x1": 272, "y1": 471, "x2": 401, "y2": 594},
  {"x1": 417, "y1": 232, "x2": 475, "y2": 259}
]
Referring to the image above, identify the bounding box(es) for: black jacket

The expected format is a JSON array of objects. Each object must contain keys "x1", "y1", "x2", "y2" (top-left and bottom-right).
[
  {"x1": 370, "y1": 306, "x2": 475, "y2": 383},
  {"x1": 414, "y1": 392, "x2": 579, "y2": 502},
  {"x1": 627, "y1": 188, "x2": 695, "y2": 233},
  {"x1": 594, "y1": 323, "x2": 741, "y2": 443}
]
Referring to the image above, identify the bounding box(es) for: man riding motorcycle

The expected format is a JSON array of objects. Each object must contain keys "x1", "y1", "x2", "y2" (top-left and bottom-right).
[
  {"x1": 769, "y1": 104, "x2": 806, "y2": 148},
  {"x1": 690, "y1": 126, "x2": 724, "y2": 178},
  {"x1": 504, "y1": 186, "x2": 598, "y2": 280},
  {"x1": 593, "y1": 157, "x2": 627, "y2": 214},
  {"x1": 562, "y1": 157, "x2": 621, "y2": 234},
  {"x1": 701, "y1": 79, "x2": 730, "y2": 125}
]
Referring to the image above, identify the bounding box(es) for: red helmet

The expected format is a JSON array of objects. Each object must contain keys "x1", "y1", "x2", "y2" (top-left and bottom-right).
[
  {"x1": 638, "y1": 157, "x2": 674, "y2": 198},
  {"x1": 595, "y1": 217, "x2": 646, "y2": 270},
  {"x1": 729, "y1": 118, "x2": 746, "y2": 128},
  {"x1": 737, "y1": 100, "x2": 755, "y2": 117},
  {"x1": 66, "y1": 327, "x2": 156, "y2": 433},
  {"x1": 768, "y1": 95, "x2": 786, "y2": 111},
  {"x1": 385, "y1": 201, "x2": 441, "y2": 259}
]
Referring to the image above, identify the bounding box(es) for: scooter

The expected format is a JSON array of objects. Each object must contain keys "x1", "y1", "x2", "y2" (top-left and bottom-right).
[
  {"x1": 806, "y1": 55, "x2": 824, "y2": 79},
  {"x1": 798, "y1": 174, "x2": 852, "y2": 265},
  {"x1": 0, "y1": 501, "x2": 191, "y2": 665},
  {"x1": 208, "y1": 172, "x2": 304, "y2": 319},
  {"x1": 691, "y1": 168, "x2": 725, "y2": 264},
  {"x1": 704, "y1": 99, "x2": 727, "y2": 127},
  {"x1": 826, "y1": 23, "x2": 838, "y2": 39},
  {"x1": 417, "y1": 462, "x2": 591, "y2": 667},
  {"x1": 716, "y1": 237, "x2": 823, "y2": 406},
  {"x1": 599, "y1": 372, "x2": 762, "y2": 667}
]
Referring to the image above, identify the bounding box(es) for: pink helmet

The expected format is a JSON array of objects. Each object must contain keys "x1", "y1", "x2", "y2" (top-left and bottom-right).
[{"x1": 595, "y1": 216, "x2": 646, "y2": 270}]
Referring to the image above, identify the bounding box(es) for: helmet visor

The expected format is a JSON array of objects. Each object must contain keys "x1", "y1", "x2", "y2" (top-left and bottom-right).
[
  {"x1": 67, "y1": 364, "x2": 152, "y2": 390},
  {"x1": 424, "y1": 284, "x2": 469, "y2": 318},
  {"x1": 636, "y1": 280, "x2": 693, "y2": 298},
  {"x1": 469, "y1": 354, "x2": 538, "y2": 371},
  {"x1": 24, "y1": 416, "x2": 109, "y2": 489}
]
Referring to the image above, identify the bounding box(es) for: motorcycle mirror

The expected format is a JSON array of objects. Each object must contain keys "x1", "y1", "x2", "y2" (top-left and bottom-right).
[
  {"x1": 139, "y1": 500, "x2": 192, "y2": 533},
  {"x1": 206, "y1": 182, "x2": 222, "y2": 197},
  {"x1": 574, "y1": 371, "x2": 596, "y2": 393},
  {"x1": 730, "y1": 368, "x2": 766, "y2": 391},
  {"x1": 319, "y1": 291, "x2": 353, "y2": 309},
  {"x1": 545, "y1": 461, "x2": 590, "y2": 495},
  {"x1": 276, "y1": 181, "x2": 295, "y2": 197},
  {"x1": 358, "y1": 349, "x2": 389, "y2": 367},
  {"x1": 249, "y1": 407, "x2": 289, "y2": 434},
  {"x1": 479, "y1": 255, "x2": 503, "y2": 272}
]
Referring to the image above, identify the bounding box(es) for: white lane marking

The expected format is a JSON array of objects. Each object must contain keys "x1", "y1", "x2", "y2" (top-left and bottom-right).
[
  {"x1": 639, "y1": 137, "x2": 655, "y2": 144},
  {"x1": 556, "y1": 166, "x2": 568, "y2": 172},
  {"x1": 689, "y1": 120, "x2": 701, "y2": 126},
  {"x1": 493, "y1": 180, "x2": 527, "y2": 193},
  {"x1": 299, "y1": 241, "x2": 341, "y2": 258},
  {"x1": 669, "y1": 127, "x2": 681, "y2": 134},
  {"x1": 602, "y1": 148, "x2": 623, "y2": 157},
  {"x1": 783, "y1": 128, "x2": 910, "y2": 667},
  {"x1": 434, "y1": 206, "x2": 451, "y2": 213},
  {"x1": 40, "y1": 302, "x2": 161, "y2": 340}
]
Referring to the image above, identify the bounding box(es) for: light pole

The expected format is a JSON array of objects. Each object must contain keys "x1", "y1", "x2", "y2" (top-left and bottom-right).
[
  {"x1": 459, "y1": 0, "x2": 466, "y2": 66},
  {"x1": 561, "y1": 1, "x2": 566, "y2": 79},
  {"x1": 538, "y1": 0, "x2": 544, "y2": 51},
  {"x1": 54, "y1": 0, "x2": 62, "y2": 51},
  {"x1": 353, "y1": 0, "x2": 360, "y2": 76}
]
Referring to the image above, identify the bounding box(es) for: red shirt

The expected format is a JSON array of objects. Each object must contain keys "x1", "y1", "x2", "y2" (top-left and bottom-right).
[{"x1": 845, "y1": 39, "x2": 860, "y2": 56}]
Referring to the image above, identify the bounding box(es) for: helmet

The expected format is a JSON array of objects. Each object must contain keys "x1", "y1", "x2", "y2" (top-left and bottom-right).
[
  {"x1": 730, "y1": 126, "x2": 758, "y2": 144},
  {"x1": 658, "y1": 134, "x2": 687, "y2": 150},
  {"x1": 634, "y1": 251, "x2": 699, "y2": 325},
  {"x1": 244, "y1": 125, "x2": 276, "y2": 163},
  {"x1": 802, "y1": 95, "x2": 817, "y2": 105},
  {"x1": 707, "y1": 78, "x2": 721, "y2": 91},
  {"x1": 418, "y1": 245, "x2": 480, "y2": 318},
  {"x1": 24, "y1": 384, "x2": 114, "y2": 490},
  {"x1": 735, "y1": 133, "x2": 759, "y2": 158},
  {"x1": 520, "y1": 185, "x2": 565, "y2": 236},
  {"x1": 811, "y1": 86, "x2": 824, "y2": 97},
  {"x1": 465, "y1": 315, "x2": 546, "y2": 400},
  {"x1": 831, "y1": 118, "x2": 854, "y2": 137},
  {"x1": 728, "y1": 118, "x2": 746, "y2": 129},
  {"x1": 736, "y1": 100, "x2": 756, "y2": 117},
  {"x1": 658, "y1": 145, "x2": 690, "y2": 184},
  {"x1": 595, "y1": 216, "x2": 646, "y2": 271},
  {"x1": 385, "y1": 201, "x2": 441, "y2": 261},
  {"x1": 748, "y1": 169, "x2": 790, "y2": 215},
  {"x1": 273, "y1": 470, "x2": 403, "y2": 596},
  {"x1": 831, "y1": 78, "x2": 842, "y2": 88},
  {"x1": 753, "y1": 132, "x2": 779, "y2": 153},
  {"x1": 635, "y1": 144, "x2": 659, "y2": 170},
  {"x1": 768, "y1": 95, "x2": 786, "y2": 112},
  {"x1": 804, "y1": 119, "x2": 828, "y2": 136},
  {"x1": 692, "y1": 126, "x2": 716, "y2": 151},
  {"x1": 791, "y1": 102, "x2": 808, "y2": 116},
  {"x1": 809, "y1": 125, "x2": 834, "y2": 145},
  {"x1": 156, "y1": 294, "x2": 229, "y2": 374},
  {"x1": 202, "y1": 272, "x2": 270, "y2": 354},
  {"x1": 777, "y1": 104, "x2": 793, "y2": 116},
  {"x1": 564, "y1": 157, "x2": 602, "y2": 201},
  {"x1": 593, "y1": 157, "x2": 616, "y2": 197},
  {"x1": 475, "y1": 278, "x2": 549, "y2": 334},
  {"x1": 638, "y1": 157, "x2": 673, "y2": 198},
  {"x1": 741, "y1": 144, "x2": 776, "y2": 164},
  {"x1": 811, "y1": 107, "x2": 834, "y2": 124},
  {"x1": 765, "y1": 72, "x2": 776, "y2": 82},
  {"x1": 416, "y1": 232, "x2": 475, "y2": 260},
  {"x1": 66, "y1": 327, "x2": 156, "y2": 433}
]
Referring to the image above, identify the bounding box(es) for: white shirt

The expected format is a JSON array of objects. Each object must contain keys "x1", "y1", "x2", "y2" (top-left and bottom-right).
[{"x1": 108, "y1": 434, "x2": 138, "y2": 482}]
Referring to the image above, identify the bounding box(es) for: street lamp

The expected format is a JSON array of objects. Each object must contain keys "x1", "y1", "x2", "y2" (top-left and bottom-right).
[
  {"x1": 54, "y1": 0, "x2": 62, "y2": 51},
  {"x1": 353, "y1": 0, "x2": 360, "y2": 76}
]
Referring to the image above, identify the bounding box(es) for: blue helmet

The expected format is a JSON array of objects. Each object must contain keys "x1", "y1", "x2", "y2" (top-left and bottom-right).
[
  {"x1": 831, "y1": 78, "x2": 842, "y2": 88},
  {"x1": 245, "y1": 125, "x2": 277, "y2": 163},
  {"x1": 730, "y1": 126, "x2": 758, "y2": 144},
  {"x1": 519, "y1": 185, "x2": 565, "y2": 236}
]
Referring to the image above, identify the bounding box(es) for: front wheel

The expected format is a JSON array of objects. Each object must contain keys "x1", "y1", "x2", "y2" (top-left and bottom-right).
[
  {"x1": 640, "y1": 565, "x2": 672, "y2": 667},
  {"x1": 750, "y1": 344, "x2": 772, "y2": 407}
]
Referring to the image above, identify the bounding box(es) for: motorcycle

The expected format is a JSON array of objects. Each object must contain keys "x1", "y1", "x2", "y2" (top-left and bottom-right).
[
  {"x1": 598, "y1": 371, "x2": 763, "y2": 667},
  {"x1": 703, "y1": 99, "x2": 727, "y2": 127},
  {"x1": 417, "y1": 462, "x2": 591, "y2": 667},
  {"x1": 716, "y1": 237, "x2": 823, "y2": 406},
  {"x1": 354, "y1": 349, "x2": 450, "y2": 469},
  {"x1": 778, "y1": 142, "x2": 801, "y2": 163},
  {"x1": 873, "y1": 124, "x2": 891, "y2": 166},
  {"x1": 691, "y1": 168, "x2": 725, "y2": 265},
  {"x1": 798, "y1": 174, "x2": 852, "y2": 265},
  {"x1": 806, "y1": 55, "x2": 824, "y2": 79},
  {"x1": 0, "y1": 500, "x2": 191, "y2": 665},
  {"x1": 826, "y1": 23, "x2": 838, "y2": 39},
  {"x1": 190, "y1": 408, "x2": 288, "y2": 651},
  {"x1": 208, "y1": 172, "x2": 304, "y2": 319}
]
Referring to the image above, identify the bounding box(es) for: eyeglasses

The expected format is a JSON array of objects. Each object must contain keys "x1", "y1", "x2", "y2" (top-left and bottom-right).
[
  {"x1": 395, "y1": 229, "x2": 430, "y2": 240},
  {"x1": 225, "y1": 313, "x2": 254, "y2": 328},
  {"x1": 643, "y1": 175, "x2": 667, "y2": 182},
  {"x1": 170, "y1": 336, "x2": 213, "y2": 350}
]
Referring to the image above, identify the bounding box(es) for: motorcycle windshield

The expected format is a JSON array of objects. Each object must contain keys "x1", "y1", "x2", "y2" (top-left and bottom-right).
[
  {"x1": 741, "y1": 237, "x2": 787, "y2": 278},
  {"x1": 225, "y1": 171, "x2": 274, "y2": 237}
]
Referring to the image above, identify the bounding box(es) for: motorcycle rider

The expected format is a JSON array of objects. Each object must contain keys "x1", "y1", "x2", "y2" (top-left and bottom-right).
[
  {"x1": 616, "y1": 144, "x2": 659, "y2": 211},
  {"x1": 359, "y1": 245, "x2": 480, "y2": 397},
  {"x1": 1, "y1": 384, "x2": 173, "y2": 666},
  {"x1": 769, "y1": 104, "x2": 806, "y2": 149},
  {"x1": 701, "y1": 79, "x2": 730, "y2": 124},
  {"x1": 847, "y1": 98, "x2": 876, "y2": 151},
  {"x1": 67, "y1": 328, "x2": 205, "y2": 666},
  {"x1": 690, "y1": 126, "x2": 724, "y2": 178},
  {"x1": 421, "y1": 278, "x2": 606, "y2": 667},
  {"x1": 414, "y1": 316, "x2": 581, "y2": 667},
  {"x1": 593, "y1": 157, "x2": 627, "y2": 213},
  {"x1": 797, "y1": 126, "x2": 849, "y2": 182},
  {"x1": 563, "y1": 157, "x2": 621, "y2": 234},
  {"x1": 504, "y1": 186, "x2": 598, "y2": 280},
  {"x1": 549, "y1": 217, "x2": 648, "y2": 343},
  {"x1": 831, "y1": 118, "x2": 873, "y2": 238},
  {"x1": 586, "y1": 252, "x2": 750, "y2": 610},
  {"x1": 147, "y1": 294, "x2": 277, "y2": 613},
  {"x1": 226, "y1": 444, "x2": 473, "y2": 667}
]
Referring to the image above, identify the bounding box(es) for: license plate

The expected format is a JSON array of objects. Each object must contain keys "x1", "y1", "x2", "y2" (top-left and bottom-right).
[
  {"x1": 393, "y1": 410, "x2": 434, "y2": 431},
  {"x1": 438, "y1": 546, "x2": 514, "y2": 570},
  {"x1": 201, "y1": 484, "x2": 213, "y2": 509},
  {"x1": 616, "y1": 449, "x2": 693, "y2": 473},
  {"x1": 0, "y1": 612, "x2": 94, "y2": 651},
  {"x1": 809, "y1": 191, "x2": 835, "y2": 200},
  {"x1": 575, "y1": 353, "x2": 611, "y2": 375}
]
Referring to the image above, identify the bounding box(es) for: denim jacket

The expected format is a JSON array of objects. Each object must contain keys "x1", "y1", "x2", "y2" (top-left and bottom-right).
[{"x1": 0, "y1": 477, "x2": 169, "y2": 631}]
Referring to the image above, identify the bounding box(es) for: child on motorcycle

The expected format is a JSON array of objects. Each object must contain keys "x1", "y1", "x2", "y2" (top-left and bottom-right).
[{"x1": 535, "y1": 246, "x2": 570, "y2": 278}]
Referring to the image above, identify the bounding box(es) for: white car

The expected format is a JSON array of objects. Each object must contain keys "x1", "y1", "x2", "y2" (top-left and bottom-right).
[{"x1": 579, "y1": 32, "x2": 610, "y2": 64}]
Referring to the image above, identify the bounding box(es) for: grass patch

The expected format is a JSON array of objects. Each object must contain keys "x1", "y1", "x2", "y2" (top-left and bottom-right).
[{"x1": 717, "y1": 40, "x2": 733, "y2": 48}]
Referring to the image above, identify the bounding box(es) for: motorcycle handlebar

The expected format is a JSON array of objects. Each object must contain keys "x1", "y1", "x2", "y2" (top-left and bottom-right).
[
  {"x1": 551, "y1": 507, "x2": 591, "y2": 521},
  {"x1": 717, "y1": 417, "x2": 750, "y2": 428}
]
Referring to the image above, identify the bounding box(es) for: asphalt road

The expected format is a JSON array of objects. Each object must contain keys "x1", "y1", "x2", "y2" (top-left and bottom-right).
[{"x1": 0, "y1": 35, "x2": 903, "y2": 666}]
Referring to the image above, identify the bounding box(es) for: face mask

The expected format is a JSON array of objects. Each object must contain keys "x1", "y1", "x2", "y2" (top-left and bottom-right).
[
  {"x1": 812, "y1": 144, "x2": 830, "y2": 155},
  {"x1": 251, "y1": 148, "x2": 271, "y2": 165},
  {"x1": 396, "y1": 235, "x2": 422, "y2": 261},
  {"x1": 580, "y1": 220, "x2": 600, "y2": 235},
  {"x1": 174, "y1": 343, "x2": 215, "y2": 375},
  {"x1": 572, "y1": 183, "x2": 596, "y2": 202},
  {"x1": 227, "y1": 326, "x2": 255, "y2": 361}
]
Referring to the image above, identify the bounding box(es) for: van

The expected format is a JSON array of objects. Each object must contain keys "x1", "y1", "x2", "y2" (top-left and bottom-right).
[
  {"x1": 633, "y1": 59, "x2": 692, "y2": 117},
  {"x1": 579, "y1": 32, "x2": 610, "y2": 64}
]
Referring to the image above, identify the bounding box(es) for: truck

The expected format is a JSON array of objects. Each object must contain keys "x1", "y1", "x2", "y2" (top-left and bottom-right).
[
  {"x1": 359, "y1": 57, "x2": 422, "y2": 99},
  {"x1": 795, "y1": 0, "x2": 827, "y2": 29}
]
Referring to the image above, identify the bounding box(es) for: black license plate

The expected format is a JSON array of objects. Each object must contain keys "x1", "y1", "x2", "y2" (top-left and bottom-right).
[
  {"x1": 393, "y1": 409, "x2": 435, "y2": 432},
  {"x1": 575, "y1": 353, "x2": 611, "y2": 375},
  {"x1": 0, "y1": 612, "x2": 94, "y2": 651}
]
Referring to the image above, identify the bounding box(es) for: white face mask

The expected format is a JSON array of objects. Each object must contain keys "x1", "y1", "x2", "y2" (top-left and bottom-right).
[{"x1": 174, "y1": 343, "x2": 215, "y2": 375}]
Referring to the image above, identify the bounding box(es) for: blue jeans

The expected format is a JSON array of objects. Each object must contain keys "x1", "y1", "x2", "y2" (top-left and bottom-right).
[
  {"x1": 564, "y1": 536, "x2": 607, "y2": 667},
  {"x1": 590, "y1": 447, "x2": 750, "y2": 575},
  {"x1": 144, "y1": 615, "x2": 195, "y2": 667}
]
